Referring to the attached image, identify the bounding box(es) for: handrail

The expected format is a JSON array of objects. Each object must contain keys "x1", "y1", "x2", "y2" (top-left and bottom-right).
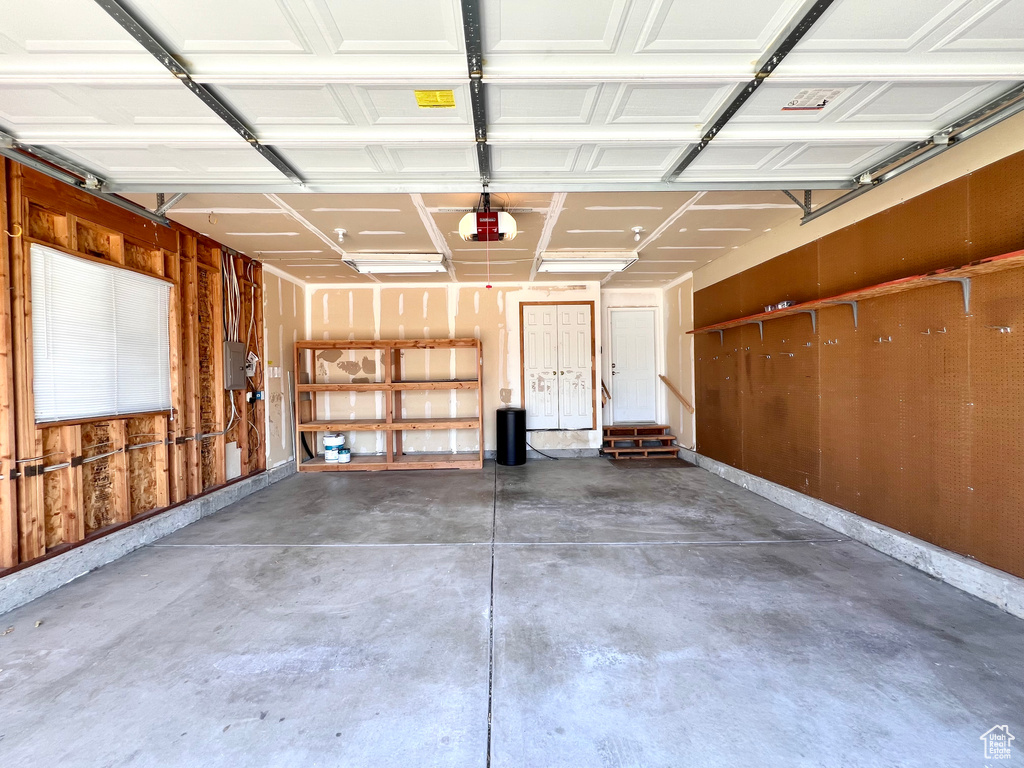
[
  {"x1": 659, "y1": 375, "x2": 694, "y2": 414},
  {"x1": 600, "y1": 379, "x2": 611, "y2": 406}
]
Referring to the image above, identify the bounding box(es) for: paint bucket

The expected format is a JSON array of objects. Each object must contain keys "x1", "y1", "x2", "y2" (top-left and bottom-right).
[
  {"x1": 337, "y1": 447, "x2": 351, "y2": 464},
  {"x1": 324, "y1": 433, "x2": 346, "y2": 463}
]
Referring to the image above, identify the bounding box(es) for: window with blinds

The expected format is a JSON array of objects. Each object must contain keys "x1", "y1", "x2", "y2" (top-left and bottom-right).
[{"x1": 31, "y1": 243, "x2": 172, "y2": 423}]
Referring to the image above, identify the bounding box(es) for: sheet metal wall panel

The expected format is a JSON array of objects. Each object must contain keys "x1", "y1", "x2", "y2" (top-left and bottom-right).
[
  {"x1": 967, "y1": 270, "x2": 1024, "y2": 576},
  {"x1": 968, "y1": 150, "x2": 1024, "y2": 261}
]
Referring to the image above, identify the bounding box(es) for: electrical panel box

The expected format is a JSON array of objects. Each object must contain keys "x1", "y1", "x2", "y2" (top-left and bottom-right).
[{"x1": 224, "y1": 341, "x2": 247, "y2": 390}]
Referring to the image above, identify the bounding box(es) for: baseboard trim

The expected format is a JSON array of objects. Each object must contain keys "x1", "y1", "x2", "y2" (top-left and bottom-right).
[
  {"x1": 0, "y1": 462, "x2": 297, "y2": 616},
  {"x1": 679, "y1": 449, "x2": 1024, "y2": 620}
]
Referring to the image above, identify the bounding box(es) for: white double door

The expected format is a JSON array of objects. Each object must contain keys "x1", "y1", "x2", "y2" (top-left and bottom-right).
[{"x1": 523, "y1": 304, "x2": 593, "y2": 430}]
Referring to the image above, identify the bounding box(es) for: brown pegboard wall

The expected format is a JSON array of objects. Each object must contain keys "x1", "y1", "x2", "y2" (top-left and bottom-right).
[
  {"x1": 694, "y1": 330, "x2": 743, "y2": 468},
  {"x1": 740, "y1": 315, "x2": 821, "y2": 497},
  {"x1": 968, "y1": 149, "x2": 1024, "y2": 261},
  {"x1": 740, "y1": 242, "x2": 820, "y2": 319},
  {"x1": 693, "y1": 275, "x2": 744, "y2": 328},
  {"x1": 967, "y1": 269, "x2": 1024, "y2": 576},
  {"x1": 896, "y1": 283, "x2": 970, "y2": 554},
  {"x1": 817, "y1": 303, "x2": 862, "y2": 514},
  {"x1": 694, "y1": 146, "x2": 1024, "y2": 579}
]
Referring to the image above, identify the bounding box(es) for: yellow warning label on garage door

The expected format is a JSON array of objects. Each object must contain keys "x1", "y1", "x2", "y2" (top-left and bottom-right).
[{"x1": 414, "y1": 90, "x2": 456, "y2": 108}]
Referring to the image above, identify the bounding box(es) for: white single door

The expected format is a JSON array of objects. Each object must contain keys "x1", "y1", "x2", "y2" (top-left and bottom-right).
[
  {"x1": 611, "y1": 308, "x2": 657, "y2": 423},
  {"x1": 522, "y1": 304, "x2": 559, "y2": 429},
  {"x1": 557, "y1": 304, "x2": 594, "y2": 430}
]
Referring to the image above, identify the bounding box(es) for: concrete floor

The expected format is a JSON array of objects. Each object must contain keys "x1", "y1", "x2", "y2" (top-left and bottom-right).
[{"x1": 1, "y1": 459, "x2": 1021, "y2": 767}]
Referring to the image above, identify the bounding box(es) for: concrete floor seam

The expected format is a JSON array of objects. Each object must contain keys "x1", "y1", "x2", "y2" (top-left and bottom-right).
[
  {"x1": 149, "y1": 538, "x2": 852, "y2": 549},
  {"x1": 486, "y1": 461, "x2": 498, "y2": 768}
]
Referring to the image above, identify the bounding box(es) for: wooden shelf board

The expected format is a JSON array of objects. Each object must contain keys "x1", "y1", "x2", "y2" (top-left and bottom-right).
[
  {"x1": 690, "y1": 248, "x2": 1024, "y2": 335},
  {"x1": 299, "y1": 418, "x2": 481, "y2": 432},
  {"x1": 391, "y1": 452, "x2": 483, "y2": 470},
  {"x1": 298, "y1": 339, "x2": 480, "y2": 350},
  {"x1": 392, "y1": 380, "x2": 480, "y2": 390},
  {"x1": 299, "y1": 455, "x2": 389, "y2": 472},
  {"x1": 392, "y1": 418, "x2": 481, "y2": 430},
  {"x1": 299, "y1": 419, "x2": 390, "y2": 431},
  {"x1": 297, "y1": 383, "x2": 383, "y2": 392}
]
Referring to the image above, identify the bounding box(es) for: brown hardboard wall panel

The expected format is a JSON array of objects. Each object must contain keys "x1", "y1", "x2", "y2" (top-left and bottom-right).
[
  {"x1": 694, "y1": 330, "x2": 743, "y2": 468},
  {"x1": 818, "y1": 305, "x2": 863, "y2": 514},
  {"x1": 968, "y1": 148, "x2": 1024, "y2": 261},
  {"x1": 693, "y1": 276, "x2": 744, "y2": 328},
  {"x1": 740, "y1": 316, "x2": 820, "y2": 496},
  {"x1": 895, "y1": 283, "x2": 971, "y2": 553},
  {"x1": 818, "y1": 178, "x2": 970, "y2": 296},
  {"x1": 967, "y1": 269, "x2": 1024, "y2": 578},
  {"x1": 739, "y1": 242, "x2": 820, "y2": 318}
]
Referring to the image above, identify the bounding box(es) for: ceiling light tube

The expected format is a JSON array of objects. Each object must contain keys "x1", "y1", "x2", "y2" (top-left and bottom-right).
[
  {"x1": 343, "y1": 252, "x2": 448, "y2": 275},
  {"x1": 537, "y1": 251, "x2": 638, "y2": 273}
]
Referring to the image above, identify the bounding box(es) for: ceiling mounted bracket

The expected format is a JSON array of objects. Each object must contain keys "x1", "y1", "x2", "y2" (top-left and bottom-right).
[
  {"x1": 834, "y1": 301, "x2": 858, "y2": 329},
  {"x1": 92, "y1": 0, "x2": 304, "y2": 186},
  {"x1": 782, "y1": 190, "x2": 814, "y2": 216},
  {"x1": 666, "y1": 0, "x2": 837, "y2": 181},
  {"x1": 155, "y1": 192, "x2": 187, "y2": 216},
  {"x1": 927, "y1": 276, "x2": 971, "y2": 314}
]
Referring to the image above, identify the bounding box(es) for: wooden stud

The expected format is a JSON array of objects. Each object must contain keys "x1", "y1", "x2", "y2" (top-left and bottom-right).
[
  {"x1": 9, "y1": 164, "x2": 45, "y2": 561},
  {"x1": 0, "y1": 159, "x2": 18, "y2": 568}
]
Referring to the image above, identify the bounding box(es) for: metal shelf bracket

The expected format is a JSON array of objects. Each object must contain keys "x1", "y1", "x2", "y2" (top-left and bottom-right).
[
  {"x1": 927, "y1": 276, "x2": 971, "y2": 314},
  {"x1": 796, "y1": 309, "x2": 817, "y2": 334},
  {"x1": 834, "y1": 301, "x2": 858, "y2": 329}
]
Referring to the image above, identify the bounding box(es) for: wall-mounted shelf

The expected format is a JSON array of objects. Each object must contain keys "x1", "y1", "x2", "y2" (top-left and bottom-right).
[
  {"x1": 293, "y1": 339, "x2": 484, "y2": 472},
  {"x1": 690, "y1": 248, "x2": 1024, "y2": 340}
]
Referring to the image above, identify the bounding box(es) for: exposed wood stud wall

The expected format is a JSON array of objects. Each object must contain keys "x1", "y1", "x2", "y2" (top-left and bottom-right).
[{"x1": 0, "y1": 158, "x2": 266, "y2": 574}]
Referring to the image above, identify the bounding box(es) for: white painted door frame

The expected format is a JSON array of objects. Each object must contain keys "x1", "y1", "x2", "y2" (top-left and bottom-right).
[{"x1": 609, "y1": 307, "x2": 657, "y2": 423}]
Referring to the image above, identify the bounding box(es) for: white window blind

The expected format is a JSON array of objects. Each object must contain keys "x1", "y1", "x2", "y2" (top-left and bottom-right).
[{"x1": 31, "y1": 243, "x2": 172, "y2": 422}]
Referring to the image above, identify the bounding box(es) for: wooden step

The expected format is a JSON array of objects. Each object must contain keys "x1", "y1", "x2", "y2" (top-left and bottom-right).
[
  {"x1": 603, "y1": 445, "x2": 679, "y2": 460},
  {"x1": 603, "y1": 434, "x2": 676, "y2": 445},
  {"x1": 603, "y1": 424, "x2": 671, "y2": 437}
]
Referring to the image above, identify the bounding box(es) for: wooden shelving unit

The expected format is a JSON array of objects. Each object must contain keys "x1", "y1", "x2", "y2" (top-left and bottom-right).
[{"x1": 293, "y1": 339, "x2": 484, "y2": 472}]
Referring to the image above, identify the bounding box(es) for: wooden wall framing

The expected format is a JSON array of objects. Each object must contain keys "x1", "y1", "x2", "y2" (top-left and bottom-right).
[
  {"x1": 0, "y1": 158, "x2": 267, "y2": 573},
  {"x1": 692, "y1": 148, "x2": 1024, "y2": 579}
]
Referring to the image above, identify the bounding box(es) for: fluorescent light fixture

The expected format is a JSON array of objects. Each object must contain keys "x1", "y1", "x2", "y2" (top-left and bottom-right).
[
  {"x1": 537, "y1": 251, "x2": 638, "y2": 274},
  {"x1": 343, "y1": 253, "x2": 447, "y2": 275}
]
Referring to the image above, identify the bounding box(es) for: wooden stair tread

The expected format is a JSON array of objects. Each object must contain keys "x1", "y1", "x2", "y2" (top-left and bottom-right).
[
  {"x1": 604, "y1": 446, "x2": 678, "y2": 454},
  {"x1": 603, "y1": 435, "x2": 676, "y2": 443}
]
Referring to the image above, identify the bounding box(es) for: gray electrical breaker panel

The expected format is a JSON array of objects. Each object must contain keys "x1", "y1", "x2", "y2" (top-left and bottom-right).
[{"x1": 224, "y1": 341, "x2": 247, "y2": 390}]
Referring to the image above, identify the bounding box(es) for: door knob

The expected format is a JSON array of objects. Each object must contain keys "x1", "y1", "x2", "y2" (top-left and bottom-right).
[{"x1": 560, "y1": 371, "x2": 564, "y2": 375}]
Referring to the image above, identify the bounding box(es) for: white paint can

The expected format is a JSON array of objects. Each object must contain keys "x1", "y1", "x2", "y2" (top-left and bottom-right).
[{"x1": 324, "y1": 433, "x2": 346, "y2": 463}]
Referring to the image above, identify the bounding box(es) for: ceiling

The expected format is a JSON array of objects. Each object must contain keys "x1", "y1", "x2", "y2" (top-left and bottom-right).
[
  {"x1": 127, "y1": 189, "x2": 835, "y2": 286},
  {"x1": 3, "y1": 0, "x2": 1023, "y2": 286}
]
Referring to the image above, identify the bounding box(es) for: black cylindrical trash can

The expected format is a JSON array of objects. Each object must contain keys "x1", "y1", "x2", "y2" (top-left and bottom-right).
[{"x1": 496, "y1": 407, "x2": 527, "y2": 466}]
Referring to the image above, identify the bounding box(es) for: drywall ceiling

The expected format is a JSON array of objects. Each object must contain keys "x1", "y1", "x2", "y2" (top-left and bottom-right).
[
  {"x1": 125, "y1": 189, "x2": 841, "y2": 286},
  {"x1": 0, "y1": 0, "x2": 1021, "y2": 193}
]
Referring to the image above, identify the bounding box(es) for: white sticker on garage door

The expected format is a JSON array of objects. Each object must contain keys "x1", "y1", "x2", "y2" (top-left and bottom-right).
[{"x1": 782, "y1": 88, "x2": 845, "y2": 111}]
